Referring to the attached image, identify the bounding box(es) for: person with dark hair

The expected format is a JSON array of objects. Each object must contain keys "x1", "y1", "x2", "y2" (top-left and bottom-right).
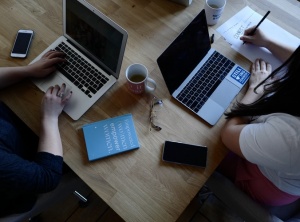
[
  {"x1": 0, "y1": 50, "x2": 72, "y2": 216},
  {"x1": 219, "y1": 27, "x2": 300, "y2": 206}
]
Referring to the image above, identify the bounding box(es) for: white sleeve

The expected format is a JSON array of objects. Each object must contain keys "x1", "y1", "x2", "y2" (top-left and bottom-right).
[{"x1": 239, "y1": 114, "x2": 299, "y2": 172}]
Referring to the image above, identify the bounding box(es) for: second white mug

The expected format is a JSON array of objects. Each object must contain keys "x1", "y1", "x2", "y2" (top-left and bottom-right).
[{"x1": 204, "y1": 0, "x2": 226, "y2": 26}]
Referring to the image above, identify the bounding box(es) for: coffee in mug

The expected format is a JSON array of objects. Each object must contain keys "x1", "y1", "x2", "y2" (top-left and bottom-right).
[{"x1": 129, "y1": 74, "x2": 146, "y2": 83}]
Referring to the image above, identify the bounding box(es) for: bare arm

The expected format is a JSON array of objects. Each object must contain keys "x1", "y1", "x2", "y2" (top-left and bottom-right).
[
  {"x1": 240, "y1": 27, "x2": 295, "y2": 62},
  {"x1": 38, "y1": 84, "x2": 72, "y2": 156},
  {"x1": 221, "y1": 59, "x2": 272, "y2": 158},
  {"x1": 0, "y1": 50, "x2": 69, "y2": 156},
  {"x1": 0, "y1": 51, "x2": 65, "y2": 89}
]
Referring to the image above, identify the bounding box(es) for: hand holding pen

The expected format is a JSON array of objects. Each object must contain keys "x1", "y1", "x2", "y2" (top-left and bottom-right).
[
  {"x1": 240, "y1": 27, "x2": 270, "y2": 47},
  {"x1": 241, "y1": 11, "x2": 270, "y2": 45}
]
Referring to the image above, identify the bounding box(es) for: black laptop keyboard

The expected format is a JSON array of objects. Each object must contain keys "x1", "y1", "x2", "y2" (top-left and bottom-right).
[
  {"x1": 55, "y1": 42, "x2": 109, "y2": 98},
  {"x1": 176, "y1": 51, "x2": 235, "y2": 113}
]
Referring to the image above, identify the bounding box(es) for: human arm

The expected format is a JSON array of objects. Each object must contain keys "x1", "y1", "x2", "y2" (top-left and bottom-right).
[
  {"x1": 240, "y1": 27, "x2": 295, "y2": 63},
  {"x1": 0, "y1": 150, "x2": 63, "y2": 192},
  {"x1": 221, "y1": 59, "x2": 272, "y2": 157},
  {"x1": 38, "y1": 83, "x2": 72, "y2": 156},
  {"x1": 0, "y1": 51, "x2": 65, "y2": 89},
  {"x1": 0, "y1": 83, "x2": 71, "y2": 193}
]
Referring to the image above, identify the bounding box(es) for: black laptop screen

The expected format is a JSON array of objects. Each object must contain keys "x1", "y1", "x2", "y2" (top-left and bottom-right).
[
  {"x1": 157, "y1": 9, "x2": 211, "y2": 94},
  {"x1": 65, "y1": 0, "x2": 124, "y2": 75}
]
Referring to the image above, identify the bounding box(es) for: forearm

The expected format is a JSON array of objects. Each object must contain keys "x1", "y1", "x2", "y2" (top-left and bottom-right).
[
  {"x1": 265, "y1": 40, "x2": 295, "y2": 63},
  {"x1": 241, "y1": 28, "x2": 295, "y2": 63},
  {"x1": 38, "y1": 118, "x2": 63, "y2": 157},
  {"x1": 0, "y1": 67, "x2": 31, "y2": 89},
  {"x1": 240, "y1": 86, "x2": 262, "y2": 105}
]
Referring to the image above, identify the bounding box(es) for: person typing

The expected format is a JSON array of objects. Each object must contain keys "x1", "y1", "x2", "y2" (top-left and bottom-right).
[{"x1": 0, "y1": 51, "x2": 72, "y2": 216}]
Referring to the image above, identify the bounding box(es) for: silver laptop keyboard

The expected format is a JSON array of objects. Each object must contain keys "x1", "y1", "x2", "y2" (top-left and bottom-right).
[
  {"x1": 176, "y1": 51, "x2": 235, "y2": 113},
  {"x1": 55, "y1": 42, "x2": 109, "y2": 98}
]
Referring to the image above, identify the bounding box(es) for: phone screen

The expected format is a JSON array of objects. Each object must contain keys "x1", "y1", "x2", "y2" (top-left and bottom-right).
[
  {"x1": 162, "y1": 141, "x2": 207, "y2": 167},
  {"x1": 11, "y1": 31, "x2": 33, "y2": 57}
]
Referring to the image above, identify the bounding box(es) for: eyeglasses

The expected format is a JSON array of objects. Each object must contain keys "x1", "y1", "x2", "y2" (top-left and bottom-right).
[{"x1": 150, "y1": 97, "x2": 163, "y2": 131}]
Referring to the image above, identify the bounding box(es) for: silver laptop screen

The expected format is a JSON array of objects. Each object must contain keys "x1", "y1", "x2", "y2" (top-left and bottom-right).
[{"x1": 64, "y1": 0, "x2": 127, "y2": 78}]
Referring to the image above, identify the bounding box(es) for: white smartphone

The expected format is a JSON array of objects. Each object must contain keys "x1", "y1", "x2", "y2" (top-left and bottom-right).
[
  {"x1": 10, "y1": 29, "x2": 34, "y2": 58},
  {"x1": 162, "y1": 141, "x2": 208, "y2": 168}
]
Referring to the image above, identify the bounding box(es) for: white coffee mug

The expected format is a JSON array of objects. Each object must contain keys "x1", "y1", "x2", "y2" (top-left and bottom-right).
[
  {"x1": 204, "y1": 0, "x2": 226, "y2": 26},
  {"x1": 125, "y1": 63, "x2": 156, "y2": 94}
]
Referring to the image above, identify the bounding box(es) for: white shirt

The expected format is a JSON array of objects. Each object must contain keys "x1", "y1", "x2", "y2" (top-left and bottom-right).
[{"x1": 240, "y1": 113, "x2": 300, "y2": 195}]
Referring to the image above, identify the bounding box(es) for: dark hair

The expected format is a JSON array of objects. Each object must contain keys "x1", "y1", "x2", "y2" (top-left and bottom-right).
[{"x1": 225, "y1": 45, "x2": 300, "y2": 119}]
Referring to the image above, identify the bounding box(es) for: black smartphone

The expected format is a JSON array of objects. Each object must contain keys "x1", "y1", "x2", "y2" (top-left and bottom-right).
[
  {"x1": 162, "y1": 141, "x2": 207, "y2": 167},
  {"x1": 11, "y1": 29, "x2": 34, "y2": 58}
]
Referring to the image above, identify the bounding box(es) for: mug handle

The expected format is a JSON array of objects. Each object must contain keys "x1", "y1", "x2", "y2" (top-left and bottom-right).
[{"x1": 145, "y1": 78, "x2": 156, "y2": 92}]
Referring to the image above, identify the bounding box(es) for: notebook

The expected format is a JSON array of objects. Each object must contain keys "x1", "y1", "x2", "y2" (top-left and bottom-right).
[
  {"x1": 82, "y1": 114, "x2": 140, "y2": 161},
  {"x1": 30, "y1": 0, "x2": 128, "y2": 120},
  {"x1": 157, "y1": 9, "x2": 250, "y2": 125}
]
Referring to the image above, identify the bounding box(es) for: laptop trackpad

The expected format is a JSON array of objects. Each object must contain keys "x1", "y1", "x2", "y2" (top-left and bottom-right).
[
  {"x1": 210, "y1": 79, "x2": 240, "y2": 108},
  {"x1": 39, "y1": 74, "x2": 72, "y2": 97},
  {"x1": 198, "y1": 99, "x2": 224, "y2": 125},
  {"x1": 198, "y1": 80, "x2": 240, "y2": 125}
]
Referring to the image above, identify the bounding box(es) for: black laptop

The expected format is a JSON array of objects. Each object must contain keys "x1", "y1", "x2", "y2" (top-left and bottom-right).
[{"x1": 157, "y1": 9, "x2": 250, "y2": 125}]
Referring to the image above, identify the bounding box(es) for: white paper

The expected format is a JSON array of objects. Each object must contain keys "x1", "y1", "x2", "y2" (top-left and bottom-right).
[{"x1": 217, "y1": 6, "x2": 300, "y2": 69}]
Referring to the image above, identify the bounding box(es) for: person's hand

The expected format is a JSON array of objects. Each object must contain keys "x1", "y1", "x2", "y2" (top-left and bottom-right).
[
  {"x1": 249, "y1": 59, "x2": 272, "y2": 92},
  {"x1": 240, "y1": 59, "x2": 272, "y2": 105},
  {"x1": 240, "y1": 27, "x2": 270, "y2": 48},
  {"x1": 41, "y1": 83, "x2": 72, "y2": 121},
  {"x1": 25, "y1": 50, "x2": 66, "y2": 78}
]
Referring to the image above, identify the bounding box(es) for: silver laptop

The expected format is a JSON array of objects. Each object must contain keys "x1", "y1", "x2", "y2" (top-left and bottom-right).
[
  {"x1": 157, "y1": 9, "x2": 250, "y2": 125},
  {"x1": 31, "y1": 0, "x2": 128, "y2": 120}
]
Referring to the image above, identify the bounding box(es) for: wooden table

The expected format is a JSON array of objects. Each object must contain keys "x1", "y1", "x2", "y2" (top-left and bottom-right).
[{"x1": 0, "y1": 0, "x2": 299, "y2": 221}]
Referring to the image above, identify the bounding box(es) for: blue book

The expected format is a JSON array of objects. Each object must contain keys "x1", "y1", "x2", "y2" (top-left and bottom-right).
[{"x1": 82, "y1": 114, "x2": 140, "y2": 161}]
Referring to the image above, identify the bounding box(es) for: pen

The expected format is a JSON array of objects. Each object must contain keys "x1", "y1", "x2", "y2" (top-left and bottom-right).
[{"x1": 243, "y1": 10, "x2": 270, "y2": 44}]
